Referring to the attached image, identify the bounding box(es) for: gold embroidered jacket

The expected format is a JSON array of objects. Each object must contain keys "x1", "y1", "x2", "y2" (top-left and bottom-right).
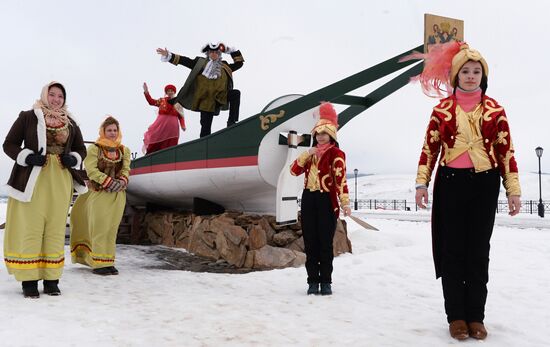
[
  {"x1": 290, "y1": 147, "x2": 350, "y2": 217},
  {"x1": 416, "y1": 94, "x2": 521, "y2": 196}
]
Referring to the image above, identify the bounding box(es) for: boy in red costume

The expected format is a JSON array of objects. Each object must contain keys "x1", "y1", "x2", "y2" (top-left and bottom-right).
[{"x1": 290, "y1": 102, "x2": 351, "y2": 296}]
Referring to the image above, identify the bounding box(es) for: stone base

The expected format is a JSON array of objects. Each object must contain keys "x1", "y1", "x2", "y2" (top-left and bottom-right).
[{"x1": 125, "y1": 210, "x2": 352, "y2": 271}]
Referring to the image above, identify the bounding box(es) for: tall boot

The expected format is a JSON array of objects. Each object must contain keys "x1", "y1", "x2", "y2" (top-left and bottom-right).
[
  {"x1": 43, "y1": 279, "x2": 61, "y2": 296},
  {"x1": 22, "y1": 280, "x2": 39, "y2": 298}
]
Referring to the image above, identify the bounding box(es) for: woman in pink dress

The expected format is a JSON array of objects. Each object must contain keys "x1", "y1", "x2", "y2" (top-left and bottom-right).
[{"x1": 142, "y1": 83, "x2": 186, "y2": 154}]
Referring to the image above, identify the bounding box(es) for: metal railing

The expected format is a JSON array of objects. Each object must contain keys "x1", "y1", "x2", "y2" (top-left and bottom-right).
[
  {"x1": 298, "y1": 199, "x2": 549, "y2": 214},
  {"x1": 500, "y1": 200, "x2": 550, "y2": 215}
]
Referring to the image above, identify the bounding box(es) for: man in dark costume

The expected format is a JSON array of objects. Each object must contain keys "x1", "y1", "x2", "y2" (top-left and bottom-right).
[{"x1": 156, "y1": 43, "x2": 244, "y2": 137}]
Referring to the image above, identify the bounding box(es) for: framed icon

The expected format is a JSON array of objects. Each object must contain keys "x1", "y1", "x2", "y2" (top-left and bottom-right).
[{"x1": 425, "y1": 13, "x2": 464, "y2": 53}]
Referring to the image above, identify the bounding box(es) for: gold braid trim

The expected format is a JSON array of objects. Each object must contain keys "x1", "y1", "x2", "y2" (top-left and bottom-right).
[
  {"x1": 441, "y1": 141, "x2": 450, "y2": 165},
  {"x1": 321, "y1": 174, "x2": 330, "y2": 192},
  {"x1": 222, "y1": 64, "x2": 233, "y2": 77},
  {"x1": 296, "y1": 151, "x2": 310, "y2": 167},
  {"x1": 434, "y1": 100, "x2": 453, "y2": 121},
  {"x1": 100, "y1": 147, "x2": 123, "y2": 164},
  {"x1": 503, "y1": 172, "x2": 521, "y2": 196},
  {"x1": 46, "y1": 122, "x2": 69, "y2": 133},
  {"x1": 339, "y1": 193, "x2": 350, "y2": 207},
  {"x1": 332, "y1": 157, "x2": 349, "y2": 205},
  {"x1": 333, "y1": 157, "x2": 345, "y2": 166},
  {"x1": 339, "y1": 177, "x2": 350, "y2": 206},
  {"x1": 172, "y1": 54, "x2": 181, "y2": 65},
  {"x1": 416, "y1": 165, "x2": 431, "y2": 186},
  {"x1": 483, "y1": 99, "x2": 503, "y2": 121}
]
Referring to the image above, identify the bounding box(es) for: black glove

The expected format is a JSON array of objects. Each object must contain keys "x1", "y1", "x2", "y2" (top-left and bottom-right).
[
  {"x1": 25, "y1": 148, "x2": 46, "y2": 167},
  {"x1": 61, "y1": 153, "x2": 78, "y2": 168}
]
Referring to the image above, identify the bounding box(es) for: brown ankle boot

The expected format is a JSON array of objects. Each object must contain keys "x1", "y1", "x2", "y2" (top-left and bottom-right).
[
  {"x1": 468, "y1": 322, "x2": 487, "y2": 340},
  {"x1": 449, "y1": 320, "x2": 469, "y2": 340}
]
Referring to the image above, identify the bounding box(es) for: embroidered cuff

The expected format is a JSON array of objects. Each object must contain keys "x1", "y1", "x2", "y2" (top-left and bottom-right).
[
  {"x1": 119, "y1": 175, "x2": 129, "y2": 185},
  {"x1": 296, "y1": 151, "x2": 310, "y2": 167},
  {"x1": 416, "y1": 165, "x2": 432, "y2": 188},
  {"x1": 161, "y1": 52, "x2": 172, "y2": 62},
  {"x1": 232, "y1": 52, "x2": 244, "y2": 63},
  {"x1": 101, "y1": 176, "x2": 113, "y2": 189},
  {"x1": 339, "y1": 194, "x2": 350, "y2": 207},
  {"x1": 69, "y1": 152, "x2": 82, "y2": 168},
  {"x1": 16, "y1": 148, "x2": 34, "y2": 167},
  {"x1": 503, "y1": 172, "x2": 521, "y2": 197}
]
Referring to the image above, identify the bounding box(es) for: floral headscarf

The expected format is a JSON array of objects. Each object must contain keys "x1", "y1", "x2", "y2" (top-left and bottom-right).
[{"x1": 33, "y1": 81, "x2": 71, "y2": 127}]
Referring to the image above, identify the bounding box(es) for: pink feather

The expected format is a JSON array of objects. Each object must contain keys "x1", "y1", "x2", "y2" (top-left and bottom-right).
[{"x1": 400, "y1": 41, "x2": 463, "y2": 98}]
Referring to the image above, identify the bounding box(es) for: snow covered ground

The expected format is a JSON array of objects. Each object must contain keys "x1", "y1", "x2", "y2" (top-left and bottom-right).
[{"x1": 0, "y1": 178, "x2": 549, "y2": 346}]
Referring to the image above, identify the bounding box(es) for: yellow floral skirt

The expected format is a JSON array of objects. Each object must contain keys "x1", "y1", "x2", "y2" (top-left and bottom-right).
[
  {"x1": 69, "y1": 189, "x2": 126, "y2": 269},
  {"x1": 3, "y1": 155, "x2": 73, "y2": 281}
]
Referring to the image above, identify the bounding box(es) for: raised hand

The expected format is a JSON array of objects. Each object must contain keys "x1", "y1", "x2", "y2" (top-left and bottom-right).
[
  {"x1": 224, "y1": 45, "x2": 237, "y2": 54},
  {"x1": 143, "y1": 82, "x2": 149, "y2": 93},
  {"x1": 156, "y1": 47, "x2": 169, "y2": 57}
]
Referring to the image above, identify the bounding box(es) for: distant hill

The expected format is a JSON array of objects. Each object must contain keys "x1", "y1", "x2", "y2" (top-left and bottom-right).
[{"x1": 349, "y1": 172, "x2": 550, "y2": 201}]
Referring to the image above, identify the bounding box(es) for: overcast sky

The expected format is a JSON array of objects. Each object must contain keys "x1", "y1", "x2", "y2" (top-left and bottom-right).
[{"x1": 1, "y1": 0, "x2": 549, "y2": 194}]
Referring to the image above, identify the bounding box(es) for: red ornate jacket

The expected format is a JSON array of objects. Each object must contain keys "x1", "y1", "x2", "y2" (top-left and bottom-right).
[
  {"x1": 416, "y1": 94, "x2": 521, "y2": 196},
  {"x1": 144, "y1": 92, "x2": 186, "y2": 129},
  {"x1": 290, "y1": 146, "x2": 350, "y2": 217}
]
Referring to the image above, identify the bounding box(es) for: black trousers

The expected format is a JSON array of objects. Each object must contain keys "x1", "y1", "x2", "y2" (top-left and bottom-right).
[
  {"x1": 199, "y1": 89, "x2": 241, "y2": 137},
  {"x1": 435, "y1": 167, "x2": 500, "y2": 323},
  {"x1": 301, "y1": 190, "x2": 337, "y2": 284},
  {"x1": 199, "y1": 112, "x2": 214, "y2": 138},
  {"x1": 227, "y1": 89, "x2": 240, "y2": 126}
]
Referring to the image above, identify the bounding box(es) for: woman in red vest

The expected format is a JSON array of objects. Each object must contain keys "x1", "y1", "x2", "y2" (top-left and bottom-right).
[{"x1": 142, "y1": 83, "x2": 185, "y2": 154}]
